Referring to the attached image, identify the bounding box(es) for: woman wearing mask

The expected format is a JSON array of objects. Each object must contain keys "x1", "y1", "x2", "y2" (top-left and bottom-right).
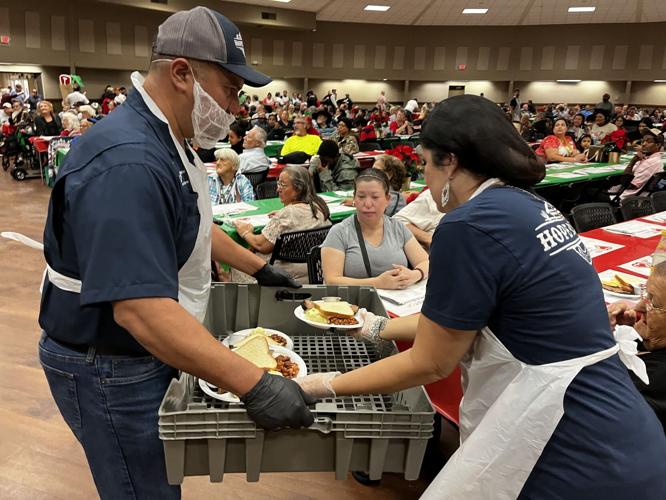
[{"x1": 299, "y1": 95, "x2": 666, "y2": 500}]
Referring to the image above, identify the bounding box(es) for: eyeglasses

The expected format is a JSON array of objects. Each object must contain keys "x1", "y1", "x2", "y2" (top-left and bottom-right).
[
  {"x1": 641, "y1": 289, "x2": 666, "y2": 313},
  {"x1": 277, "y1": 181, "x2": 290, "y2": 189}
]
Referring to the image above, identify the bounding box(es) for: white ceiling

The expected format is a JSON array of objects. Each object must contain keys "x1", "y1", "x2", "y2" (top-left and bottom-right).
[{"x1": 226, "y1": 0, "x2": 666, "y2": 25}]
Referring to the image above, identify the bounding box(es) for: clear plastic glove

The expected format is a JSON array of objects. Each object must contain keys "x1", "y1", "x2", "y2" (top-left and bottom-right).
[
  {"x1": 352, "y1": 309, "x2": 389, "y2": 343},
  {"x1": 241, "y1": 372, "x2": 315, "y2": 430},
  {"x1": 253, "y1": 263, "x2": 301, "y2": 288},
  {"x1": 297, "y1": 371, "x2": 341, "y2": 399}
]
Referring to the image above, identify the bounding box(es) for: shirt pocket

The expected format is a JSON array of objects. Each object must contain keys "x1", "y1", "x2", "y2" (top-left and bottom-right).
[{"x1": 178, "y1": 192, "x2": 201, "y2": 267}]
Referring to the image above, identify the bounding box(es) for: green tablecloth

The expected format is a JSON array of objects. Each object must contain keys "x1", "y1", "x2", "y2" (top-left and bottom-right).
[
  {"x1": 216, "y1": 192, "x2": 356, "y2": 242},
  {"x1": 536, "y1": 162, "x2": 629, "y2": 188}
]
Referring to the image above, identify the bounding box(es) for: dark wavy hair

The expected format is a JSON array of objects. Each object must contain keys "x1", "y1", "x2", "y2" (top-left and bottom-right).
[
  {"x1": 282, "y1": 166, "x2": 330, "y2": 221},
  {"x1": 420, "y1": 95, "x2": 545, "y2": 188}
]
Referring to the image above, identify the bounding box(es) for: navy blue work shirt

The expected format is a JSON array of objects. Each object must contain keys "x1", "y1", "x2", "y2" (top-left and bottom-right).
[
  {"x1": 39, "y1": 90, "x2": 200, "y2": 354},
  {"x1": 422, "y1": 186, "x2": 666, "y2": 499}
]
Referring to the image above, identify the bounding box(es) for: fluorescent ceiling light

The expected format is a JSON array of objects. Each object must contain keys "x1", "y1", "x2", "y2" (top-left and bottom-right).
[
  {"x1": 364, "y1": 5, "x2": 391, "y2": 11},
  {"x1": 557, "y1": 79, "x2": 581, "y2": 83},
  {"x1": 568, "y1": 6, "x2": 596, "y2": 12},
  {"x1": 655, "y1": 80, "x2": 666, "y2": 83},
  {"x1": 270, "y1": 0, "x2": 292, "y2": 3},
  {"x1": 462, "y1": 8, "x2": 489, "y2": 14}
]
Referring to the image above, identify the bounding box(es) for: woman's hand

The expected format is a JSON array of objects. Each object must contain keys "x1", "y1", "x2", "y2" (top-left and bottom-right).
[
  {"x1": 340, "y1": 198, "x2": 354, "y2": 207},
  {"x1": 376, "y1": 268, "x2": 411, "y2": 289},
  {"x1": 573, "y1": 153, "x2": 586, "y2": 162},
  {"x1": 392, "y1": 264, "x2": 421, "y2": 286},
  {"x1": 234, "y1": 221, "x2": 253, "y2": 239},
  {"x1": 607, "y1": 301, "x2": 638, "y2": 328},
  {"x1": 267, "y1": 210, "x2": 279, "y2": 218},
  {"x1": 296, "y1": 372, "x2": 340, "y2": 399}
]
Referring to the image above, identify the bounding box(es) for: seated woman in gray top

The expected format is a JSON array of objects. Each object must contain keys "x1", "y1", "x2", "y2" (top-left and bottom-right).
[{"x1": 321, "y1": 169, "x2": 429, "y2": 290}]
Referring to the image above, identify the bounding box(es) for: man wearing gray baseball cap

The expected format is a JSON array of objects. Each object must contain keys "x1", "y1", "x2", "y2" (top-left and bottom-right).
[{"x1": 37, "y1": 7, "x2": 313, "y2": 499}]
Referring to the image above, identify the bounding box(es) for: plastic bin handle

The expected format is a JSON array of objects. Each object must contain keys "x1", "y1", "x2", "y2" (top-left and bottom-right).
[{"x1": 309, "y1": 416, "x2": 333, "y2": 434}]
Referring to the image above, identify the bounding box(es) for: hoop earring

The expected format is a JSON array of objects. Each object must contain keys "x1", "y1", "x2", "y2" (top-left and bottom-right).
[{"x1": 440, "y1": 181, "x2": 450, "y2": 206}]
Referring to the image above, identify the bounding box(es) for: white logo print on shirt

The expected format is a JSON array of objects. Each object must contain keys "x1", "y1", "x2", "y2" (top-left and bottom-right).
[{"x1": 534, "y1": 201, "x2": 591, "y2": 264}]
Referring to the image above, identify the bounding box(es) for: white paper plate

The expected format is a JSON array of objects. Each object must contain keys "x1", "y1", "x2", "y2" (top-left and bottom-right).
[
  {"x1": 293, "y1": 305, "x2": 363, "y2": 330},
  {"x1": 602, "y1": 288, "x2": 641, "y2": 300},
  {"x1": 222, "y1": 328, "x2": 293, "y2": 351},
  {"x1": 199, "y1": 345, "x2": 307, "y2": 403}
]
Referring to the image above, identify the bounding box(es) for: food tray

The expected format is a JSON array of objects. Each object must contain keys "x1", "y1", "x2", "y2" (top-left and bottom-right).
[{"x1": 158, "y1": 284, "x2": 434, "y2": 484}]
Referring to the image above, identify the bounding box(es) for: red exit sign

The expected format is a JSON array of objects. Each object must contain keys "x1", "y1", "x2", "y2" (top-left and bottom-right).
[
  {"x1": 0, "y1": 35, "x2": 10, "y2": 45},
  {"x1": 457, "y1": 63, "x2": 466, "y2": 71}
]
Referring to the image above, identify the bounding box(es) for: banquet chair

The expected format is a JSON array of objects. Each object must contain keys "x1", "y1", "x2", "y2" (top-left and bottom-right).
[
  {"x1": 256, "y1": 180, "x2": 278, "y2": 200},
  {"x1": 570, "y1": 203, "x2": 617, "y2": 233},
  {"x1": 620, "y1": 196, "x2": 655, "y2": 221},
  {"x1": 244, "y1": 169, "x2": 269, "y2": 194},
  {"x1": 306, "y1": 246, "x2": 324, "y2": 285},
  {"x1": 650, "y1": 191, "x2": 666, "y2": 212},
  {"x1": 269, "y1": 227, "x2": 331, "y2": 266}
]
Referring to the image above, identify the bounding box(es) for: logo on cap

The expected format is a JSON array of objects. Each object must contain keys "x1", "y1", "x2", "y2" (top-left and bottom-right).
[{"x1": 234, "y1": 33, "x2": 245, "y2": 56}]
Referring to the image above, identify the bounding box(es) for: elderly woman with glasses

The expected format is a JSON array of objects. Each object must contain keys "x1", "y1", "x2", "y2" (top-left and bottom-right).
[
  {"x1": 608, "y1": 260, "x2": 666, "y2": 431},
  {"x1": 233, "y1": 166, "x2": 331, "y2": 283},
  {"x1": 208, "y1": 148, "x2": 255, "y2": 204},
  {"x1": 321, "y1": 168, "x2": 429, "y2": 290},
  {"x1": 300, "y1": 95, "x2": 666, "y2": 500}
]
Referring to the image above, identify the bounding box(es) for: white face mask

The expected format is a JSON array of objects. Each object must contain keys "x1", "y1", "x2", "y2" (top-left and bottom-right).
[{"x1": 191, "y1": 73, "x2": 236, "y2": 149}]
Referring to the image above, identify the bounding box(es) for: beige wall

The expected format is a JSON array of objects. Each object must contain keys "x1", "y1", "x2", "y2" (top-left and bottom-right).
[
  {"x1": 2, "y1": 1, "x2": 666, "y2": 105},
  {"x1": 515, "y1": 81, "x2": 628, "y2": 106},
  {"x1": 631, "y1": 82, "x2": 666, "y2": 106}
]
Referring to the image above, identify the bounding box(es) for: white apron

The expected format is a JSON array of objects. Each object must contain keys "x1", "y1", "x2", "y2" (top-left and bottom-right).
[
  {"x1": 421, "y1": 180, "x2": 649, "y2": 500},
  {"x1": 2, "y1": 72, "x2": 213, "y2": 323}
]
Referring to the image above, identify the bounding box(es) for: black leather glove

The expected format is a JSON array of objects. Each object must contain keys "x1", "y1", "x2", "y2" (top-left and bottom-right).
[
  {"x1": 253, "y1": 263, "x2": 301, "y2": 288},
  {"x1": 241, "y1": 372, "x2": 316, "y2": 430}
]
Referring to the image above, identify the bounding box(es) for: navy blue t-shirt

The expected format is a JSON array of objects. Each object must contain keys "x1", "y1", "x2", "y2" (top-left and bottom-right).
[
  {"x1": 422, "y1": 187, "x2": 666, "y2": 498},
  {"x1": 39, "y1": 90, "x2": 200, "y2": 354}
]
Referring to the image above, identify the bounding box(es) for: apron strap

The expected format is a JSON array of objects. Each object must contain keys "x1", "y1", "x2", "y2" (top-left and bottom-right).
[{"x1": 1, "y1": 231, "x2": 44, "y2": 250}]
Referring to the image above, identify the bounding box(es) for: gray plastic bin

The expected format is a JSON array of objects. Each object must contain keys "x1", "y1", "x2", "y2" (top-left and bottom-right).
[{"x1": 158, "y1": 284, "x2": 434, "y2": 484}]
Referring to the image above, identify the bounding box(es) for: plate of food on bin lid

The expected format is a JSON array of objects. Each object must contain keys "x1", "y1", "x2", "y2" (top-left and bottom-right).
[
  {"x1": 199, "y1": 335, "x2": 306, "y2": 403},
  {"x1": 599, "y1": 271, "x2": 642, "y2": 300},
  {"x1": 222, "y1": 326, "x2": 293, "y2": 351},
  {"x1": 294, "y1": 297, "x2": 363, "y2": 330}
]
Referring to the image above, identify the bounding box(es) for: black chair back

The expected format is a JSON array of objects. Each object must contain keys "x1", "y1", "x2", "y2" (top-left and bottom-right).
[
  {"x1": 570, "y1": 203, "x2": 617, "y2": 232},
  {"x1": 306, "y1": 246, "x2": 324, "y2": 285},
  {"x1": 605, "y1": 173, "x2": 635, "y2": 206},
  {"x1": 650, "y1": 191, "x2": 666, "y2": 212},
  {"x1": 270, "y1": 226, "x2": 332, "y2": 265},
  {"x1": 244, "y1": 169, "x2": 269, "y2": 193},
  {"x1": 359, "y1": 142, "x2": 381, "y2": 152},
  {"x1": 256, "y1": 180, "x2": 278, "y2": 200},
  {"x1": 620, "y1": 196, "x2": 655, "y2": 221}
]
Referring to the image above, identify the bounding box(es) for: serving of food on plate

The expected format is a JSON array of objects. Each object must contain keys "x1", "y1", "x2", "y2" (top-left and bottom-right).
[
  {"x1": 199, "y1": 335, "x2": 306, "y2": 403},
  {"x1": 300, "y1": 299, "x2": 359, "y2": 325},
  {"x1": 223, "y1": 326, "x2": 292, "y2": 350},
  {"x1": 601, "y1": 274, "x2": 637, "y2": 295}
]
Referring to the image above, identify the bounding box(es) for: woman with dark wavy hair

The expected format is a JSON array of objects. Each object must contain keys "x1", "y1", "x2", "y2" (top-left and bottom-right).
[{"x1": 297, "y1": 95, "x2": 666, "y2": 500}]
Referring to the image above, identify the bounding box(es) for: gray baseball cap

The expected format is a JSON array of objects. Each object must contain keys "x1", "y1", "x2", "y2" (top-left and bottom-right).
[{"x1": 154, "y1": 6, "x2": 271, "y2": 88}]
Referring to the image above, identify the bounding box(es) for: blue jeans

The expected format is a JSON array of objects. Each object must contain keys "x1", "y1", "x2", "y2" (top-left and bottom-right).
[{"x1": 38, "y1": 333, "x2": 180, "y2": 500}]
